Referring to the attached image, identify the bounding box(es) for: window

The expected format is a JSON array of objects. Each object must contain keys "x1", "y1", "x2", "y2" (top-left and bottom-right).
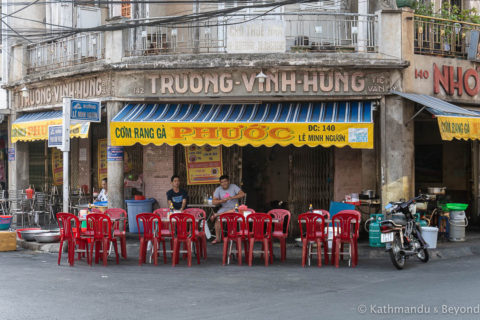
[{"x1": 121, "y1": 0, "x2": 131, "y2": 18}]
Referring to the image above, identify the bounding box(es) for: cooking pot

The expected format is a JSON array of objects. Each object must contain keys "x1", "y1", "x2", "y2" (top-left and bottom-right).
[
  {"x1": 427, "y1": 187, "x2": 446, "y2": 195},
  {"x1": 362, "y1": 190, "x2": 376, "y2": 199},
  {"x1": 34, "y1": 232, "x2": 60, "y2": 243},
  {"x1": 20, "y1": 230, "x2": 49, "y2": 241}
]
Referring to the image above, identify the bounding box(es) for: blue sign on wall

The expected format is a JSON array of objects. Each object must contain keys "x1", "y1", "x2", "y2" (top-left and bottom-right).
[
  {"x1": 8, "y1": 148, "x2": 15, "y2": 161},
  {"x1": 71, "y1": 100, "x2": 101, "y2": 122},
  {"x1": 107, "y1": 146, "x2": 124, "y2": 161},
  {"x1": 48, "y1": 125, "x2": 63, "y2": 148}
]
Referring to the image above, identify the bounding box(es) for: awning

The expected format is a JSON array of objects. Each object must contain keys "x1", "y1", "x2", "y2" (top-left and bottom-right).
[
  {"x1": 111, "y1": 102, "x2": 374, "y2": 149},
  {"x1": 392, "y1": 91, "x2": 480, "y2": 141},
  {"x1": 11, "y1": 111, "x2": 90, "y2": 143}
]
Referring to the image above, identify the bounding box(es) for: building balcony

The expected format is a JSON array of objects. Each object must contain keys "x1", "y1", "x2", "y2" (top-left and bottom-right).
[
  {"x1": 27, "y1": 32, "x2": 105, "y2": 74},
  {"x1": 23, "y1": 12, "x2": 379, "y2": 76},
  {"x1": 414, "y1": 14, "x2": 480, "y2": 59},
  {"x1": 124, "y1": 12, "x2": 378, "y2": 56}
]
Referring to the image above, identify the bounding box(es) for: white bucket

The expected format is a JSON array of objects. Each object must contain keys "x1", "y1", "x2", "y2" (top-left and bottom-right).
[{"x1": 421, "y1": 226, "x2": 439, "y2": 249}]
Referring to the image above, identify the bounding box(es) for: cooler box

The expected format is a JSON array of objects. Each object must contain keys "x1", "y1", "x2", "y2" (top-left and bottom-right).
[
  {"x1": 0, "y1": 231, "x2": 17, "y2": 251},
  {"x1": 126, "y1": 198, "x2": 155, "y2": 233}
]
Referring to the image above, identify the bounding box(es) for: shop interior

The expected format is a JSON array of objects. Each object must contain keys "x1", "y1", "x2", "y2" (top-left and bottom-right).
[{"x1": 414, "y1": 114, "x2": 473, "y2": 221}]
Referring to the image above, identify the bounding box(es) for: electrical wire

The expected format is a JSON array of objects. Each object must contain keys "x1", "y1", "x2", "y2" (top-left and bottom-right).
[{"x1": 0, "y1": 0, "x2": 319, "y2": 41}]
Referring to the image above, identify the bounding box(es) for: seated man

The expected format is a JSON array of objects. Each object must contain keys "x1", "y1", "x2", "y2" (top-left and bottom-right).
[
  {"x1": 210, "y1": 175, "x2": 245, "y2": 244},
  {"x1": 166, "y1": 175, "x2": 188, "y2": 211}
]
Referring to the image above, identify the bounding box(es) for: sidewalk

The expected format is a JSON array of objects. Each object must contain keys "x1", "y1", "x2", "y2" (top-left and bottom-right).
[{"x1": 17, "y1": 231, "x2": 480, "y2": 263}]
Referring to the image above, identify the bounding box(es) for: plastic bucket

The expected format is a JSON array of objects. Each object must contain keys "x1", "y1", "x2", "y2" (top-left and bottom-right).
[
  {"x1": 0, "y1": 215, "x2": 13, "y2": 230},
  {"x1": 421, "y1": 226, "x2": 439, "y2": 249},
  {"x1": 125, "y1": 198, "x2": 155, "y2": 233}
]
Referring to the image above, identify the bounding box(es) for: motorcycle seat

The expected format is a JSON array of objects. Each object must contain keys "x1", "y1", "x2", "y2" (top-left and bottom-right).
[{"x1": 391, "y1": 213, "x2": 407, "y2": 225}]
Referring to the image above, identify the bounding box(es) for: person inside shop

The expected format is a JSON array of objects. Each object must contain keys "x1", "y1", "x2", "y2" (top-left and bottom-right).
[
  {"x1": 210, "y1": 175, "x2": 245, "y2": 244},
  {"x1": 166, "y1": 175, "x2": 188, "y2": 211},
  {"x1": 96, "y1": 178, "x2": 108, "y2": 202}
]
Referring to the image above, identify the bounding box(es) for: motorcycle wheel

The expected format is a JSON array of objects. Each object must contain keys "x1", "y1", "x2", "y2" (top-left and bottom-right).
[
  {"x1": 389, "y1": 234, "x2": 405, "y2": 270},
  {"x1": 416, "y1": 248, "x2": 429, "y2": 263}
]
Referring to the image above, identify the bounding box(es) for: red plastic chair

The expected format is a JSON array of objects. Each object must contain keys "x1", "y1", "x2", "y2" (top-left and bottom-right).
[
  {"x1": 247, "y1": 213, "x2": 273, "y2": 267},
  {"x1": 337, "y1": 209, "x2": 361, "y2": 265},
  {"x1": 313, "y1": 209, "x2": 330, "y2": 220},
  {"x1": 183, "y1": 208, "x2": 207, "y2": 260},
  {"x1": 136, "y1": 213, "x2": 167, "y2": 266},
  {"x1": 170, "y1": 213, "x2": 200, "y2": 267},
  {"x1": 219, "y1": 212, "x2": 248, "y2": 266},
  {"x1": 85, "y1": 213, "x2": 119, "y2": 266},
  {"x1": 154, "y1": 208, "x2": 173, "y2": 249},
  {"x1": 332, "y1": 211, "x2": 360, "y2": 268},
  {"x1": 298, "y1": 213, "x2": 327, "y2": 267},
  {"x1": 267, "y1": 209, "x2": 291, "y2": 262},
  {"x1": 105, "y1": 208, "x2": 128, "y2": 259},
  {"x1": 57, "y1": 212, "x2": 89, "y2": 266},
  {"x1": 312, "y1": 209, "x2": 331, "y2": 264}
]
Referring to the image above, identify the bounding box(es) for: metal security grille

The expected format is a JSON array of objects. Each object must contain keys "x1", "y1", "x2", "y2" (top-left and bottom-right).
[
  {"x1": 91, "y1": 122, "x2": 107, "y2": 190},
  {"x1": 124, "y1": 144, "x2": 143, "y2": 181},
  {"x1": 70, "y1": 139, "x2": 79, "y2": 192},
  {"x1": 288, "y1": 146, "x2": 333, "y2": 234},
  {"x1": 174, "y1": 145, "x2": 242, "y2": 204},
  {"x1": 28, "y1": 141, "x2": 46, "y2": 191}
]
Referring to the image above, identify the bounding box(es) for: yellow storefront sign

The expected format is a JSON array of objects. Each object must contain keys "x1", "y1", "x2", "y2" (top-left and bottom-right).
[
  {"x1": 110, "y1": 122, "x2": 373, "y2": 149},
  {"x1": 437, "y1": 116, "x2": 480, "y2": 141},
  {"x1": 11, "y1": 119, "x2": 90, "y2": 143}
]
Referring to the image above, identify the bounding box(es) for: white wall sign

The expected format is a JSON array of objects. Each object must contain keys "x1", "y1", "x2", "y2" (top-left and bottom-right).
[{"x1": 227, "y1": 21, "x2": 286, "y2": 53}]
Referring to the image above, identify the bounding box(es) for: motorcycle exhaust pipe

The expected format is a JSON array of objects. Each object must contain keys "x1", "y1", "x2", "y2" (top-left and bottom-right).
[{"x1": 399, "y1": 249, "x2": 416, "y2": 255}]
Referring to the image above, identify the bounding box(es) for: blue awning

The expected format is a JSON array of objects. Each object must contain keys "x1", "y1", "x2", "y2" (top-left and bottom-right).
[
  {"x1": 112, "y1": 102, "x2": 373, "y2": 124},
  {"x1": 14, "y1": 110, "x2": 64, "y2": 123}
]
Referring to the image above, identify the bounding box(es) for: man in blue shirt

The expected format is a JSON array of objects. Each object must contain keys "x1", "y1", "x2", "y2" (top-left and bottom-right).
[{"x1": 166, "y1": 175, "x2": 188, "y2": 211}]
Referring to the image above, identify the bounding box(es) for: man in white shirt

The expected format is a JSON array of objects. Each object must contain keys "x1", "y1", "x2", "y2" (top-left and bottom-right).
[{"x1": 96, "y1": 178, "x2": 108, "y2": 202}]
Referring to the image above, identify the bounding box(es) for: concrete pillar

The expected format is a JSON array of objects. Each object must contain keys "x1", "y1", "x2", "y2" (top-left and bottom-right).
[
  {"x1": 104, "y1": 28, "x2": 124, "y2": 63},
  {"x1": 380, "y1": 95, "x2": 415, "y2": 205},
  {"x1": 7, "y1": 114, "x2": 29, "y2": 193},
  {"x1": 107, "y1": 102, "x2": 124, "y2": 209},
  {"x1": 472, "y1": 141, "x2": 480, "y2": 223},
  {"x1": 357, "y1": 0, "x2": 368, "y2": 52},
  {"x1": 10, "y1": 44, "x2": 28, "y2": 83}
]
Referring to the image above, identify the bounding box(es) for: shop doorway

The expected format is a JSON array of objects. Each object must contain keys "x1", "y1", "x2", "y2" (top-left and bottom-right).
[
  {"x1": 242, "y1": 145, "x2": 334, "y2": 216},
  {"x1": 415, "y1": 118, "x2": 472, "y2": 218},
  {"x1": 242, "y1": 145, "x2": 290, "y2": 212}
]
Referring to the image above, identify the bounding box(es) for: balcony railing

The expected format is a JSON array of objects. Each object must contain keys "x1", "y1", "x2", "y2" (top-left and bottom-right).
[
  {"x1": 414, "y1": 14, "x2": 480, "y2": 59},
  {"x1": 125, "y1": 12, "x2": 377, "y2": 57},
  {"x1": 27, "y1": 32, "x2": 105, "y2": 74}
]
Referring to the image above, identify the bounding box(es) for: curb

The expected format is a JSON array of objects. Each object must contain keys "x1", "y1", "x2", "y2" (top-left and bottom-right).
[{"x1": 17, "y1": 238, "x2": 64, "y2": 253}]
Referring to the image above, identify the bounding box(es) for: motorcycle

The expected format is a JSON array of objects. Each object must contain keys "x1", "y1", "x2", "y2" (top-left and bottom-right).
[{"x1": 380, "y1": 195, "x2": 430, "y2": 269}]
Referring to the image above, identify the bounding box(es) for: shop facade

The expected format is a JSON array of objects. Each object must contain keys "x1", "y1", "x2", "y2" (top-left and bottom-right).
[
  {"x1": 399, "y1": 54, "x2": 480, "y2": 224},
  {"x1": 3, "y1": 8, "x2": 415, "y2": 234},
  {"x1": 7, "y1": 64, "x2": 404, "y2": 228}
]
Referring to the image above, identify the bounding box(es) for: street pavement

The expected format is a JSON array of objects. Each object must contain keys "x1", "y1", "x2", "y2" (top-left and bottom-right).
[{"x1": 1, "y1": 242, "x2": 480, "y2": 320}]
